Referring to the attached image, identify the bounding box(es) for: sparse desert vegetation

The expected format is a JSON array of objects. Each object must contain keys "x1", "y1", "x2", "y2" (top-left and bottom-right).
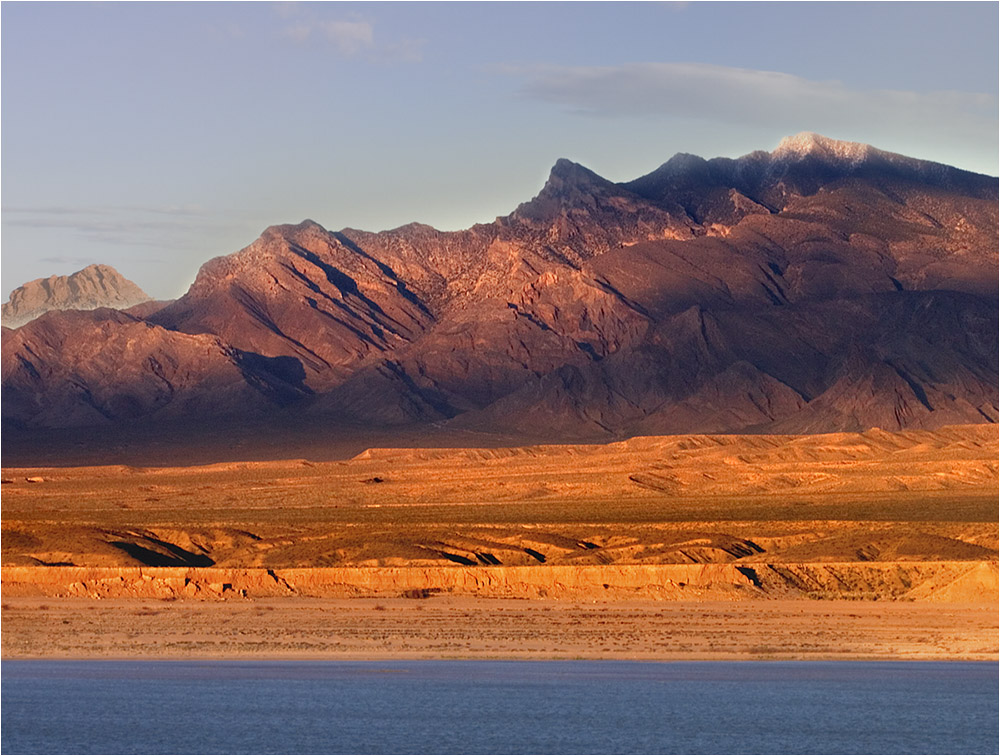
[{"x1": 2, "y1": 425, "x2": 996, "y2": 659}]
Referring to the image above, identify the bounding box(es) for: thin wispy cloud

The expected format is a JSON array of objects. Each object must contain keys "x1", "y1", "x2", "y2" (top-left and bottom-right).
[
  {"x1": 3, "y1": 205, "x2": 233, "y2": 249},
  {"x1": 277, "y1": 10, "x2": 422, "y2": 63},
  {"x1": 38, "y1": 255, "x2": 98, "y2": 266},
  {"x1": 4, "y1": 204, "x2": 208, "y2": 217},
  {"x1": 511, "y1": 62, "x2": 997, "y2": 146},
  {"x1": 322, "y1": 20, "x2": 374, "y2": 56},
  {"x1": 281, "y1": 19, "x2": 374, "y2": 55}
]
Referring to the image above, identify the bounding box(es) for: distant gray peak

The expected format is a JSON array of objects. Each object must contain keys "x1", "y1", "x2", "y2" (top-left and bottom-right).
[{"x1": 2, "y1": 263, "x2": 150, "y2": 328}]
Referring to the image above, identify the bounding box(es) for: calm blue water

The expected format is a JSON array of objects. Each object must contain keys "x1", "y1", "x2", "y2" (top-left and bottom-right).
[{"x1": 1, "y1": 661, "x2": 996, "y2": 754}]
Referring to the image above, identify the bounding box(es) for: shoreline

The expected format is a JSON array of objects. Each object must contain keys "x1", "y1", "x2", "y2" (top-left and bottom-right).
[
  {"x1": 4, "y1": 597, "x2": 997, "y2": 663},
  {"x1": 5, "y1": 656, "x2": 997, "y2": 663},
  {"x1": 4, "y1": 426, "x2": 996, "y2": 665}
]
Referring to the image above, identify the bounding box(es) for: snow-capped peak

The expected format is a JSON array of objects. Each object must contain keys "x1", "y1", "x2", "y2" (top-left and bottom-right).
[{"x1": 772, "y1": 132, "x2": 873, "y2": 165}]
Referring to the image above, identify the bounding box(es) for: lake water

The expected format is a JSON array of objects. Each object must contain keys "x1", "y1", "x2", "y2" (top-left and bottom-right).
[{"x1": 2, "y1": 660, "x2": 996, "y2": 754}]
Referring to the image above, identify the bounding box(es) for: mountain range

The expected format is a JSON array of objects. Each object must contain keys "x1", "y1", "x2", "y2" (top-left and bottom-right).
[{"x1": 3, "y1": 133, "x2": 997, "y2": 446}]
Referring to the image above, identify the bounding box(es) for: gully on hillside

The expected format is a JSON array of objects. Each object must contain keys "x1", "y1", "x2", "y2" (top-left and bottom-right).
[{"x1": 3, "y1": 133, "x2": 997, "y2": 442}]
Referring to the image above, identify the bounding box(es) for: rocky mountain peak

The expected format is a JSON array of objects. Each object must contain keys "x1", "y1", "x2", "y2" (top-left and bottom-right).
[
  {"x1": 543, "y1": 158, "x2": 612, "y2": 191},
  {"x1": 386, "y1": 221, "x2": 440, "y2": 235},
  {"x1": 2, "y1": 264, "x2": 150, "y2": 329},
  {"x1": 771, "y1": 132, "x2": 874, "y2": 164},
  {"x1": 629, "y1": 153, "x2": 714, "y2": 192},
  {"x1": 3, "y1": 136, "x2": 996, "y2": 441},
  {"x1": 510, "y1": 158, "x2": 623, "y2": 225},
  {"x1": 763, "y1": 132, "x2": 995, "y2": 198},
  {"x1": 260, "y1": 218, "x2": 328, "y2": 241},
  {"x1": 660, "y1": 152, "x2": 710, "y2": 176}
]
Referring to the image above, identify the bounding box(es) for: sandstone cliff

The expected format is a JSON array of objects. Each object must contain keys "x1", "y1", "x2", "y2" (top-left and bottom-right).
[{"x1": 3, "y1": 562, "x2": 995, "y2": 603}]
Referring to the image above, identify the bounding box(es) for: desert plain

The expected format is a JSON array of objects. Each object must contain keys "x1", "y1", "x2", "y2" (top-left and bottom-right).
[{"x1": 2, "y1": 424, "x2": 997, "y2": 661}]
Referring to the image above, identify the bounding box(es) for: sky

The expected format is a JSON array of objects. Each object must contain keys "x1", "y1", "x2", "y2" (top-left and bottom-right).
[{"x1": 2, "y1": 1, "x2": 998, "y2": 301}]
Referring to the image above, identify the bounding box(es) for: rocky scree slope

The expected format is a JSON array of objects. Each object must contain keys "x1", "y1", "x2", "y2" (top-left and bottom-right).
[{"x1": 3, "y1": 133, "x2": 997, "y2": 437}]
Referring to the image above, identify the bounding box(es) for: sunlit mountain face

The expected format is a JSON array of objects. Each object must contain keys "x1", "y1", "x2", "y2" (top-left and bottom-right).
[{"x1": 3, "y1": 135, "x2": 997, "y2": 442}]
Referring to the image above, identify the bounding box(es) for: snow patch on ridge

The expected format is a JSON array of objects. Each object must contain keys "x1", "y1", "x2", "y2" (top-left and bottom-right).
[{"x1": 772, "y1": 132, "x2": 874, "y2": 165}]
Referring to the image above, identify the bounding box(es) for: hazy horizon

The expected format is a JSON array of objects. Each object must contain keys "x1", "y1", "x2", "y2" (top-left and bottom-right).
[{"x1": 2, "y1": 1, "x2": 997, "y2": 301}]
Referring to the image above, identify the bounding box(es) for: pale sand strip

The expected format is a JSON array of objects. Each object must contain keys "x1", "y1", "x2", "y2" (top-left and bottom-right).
[{"x1": 2, "y1": 598, "x2": 996, "y2": 661}]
